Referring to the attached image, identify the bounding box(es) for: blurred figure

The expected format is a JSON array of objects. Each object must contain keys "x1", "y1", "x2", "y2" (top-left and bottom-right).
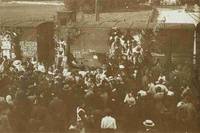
[{"x1": 101, "y1": 109, "x2": 117, "y2": 133}]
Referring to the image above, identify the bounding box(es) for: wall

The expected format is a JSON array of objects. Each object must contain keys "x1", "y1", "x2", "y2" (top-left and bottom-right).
[
  {"x1": 71, "y1": 27, "x2": 110, "y2": 66},
  {"x1": 72, "y1": 27, "x2": 110, "y2": 53},
  {"x1": 56, "y1": 26, "x2": 110, "y2": 66},
  {"x1": 157, "y1": 28, "x2": 194, "y2": 64}
]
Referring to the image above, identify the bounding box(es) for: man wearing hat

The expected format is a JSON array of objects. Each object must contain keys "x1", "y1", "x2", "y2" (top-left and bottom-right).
[
  {"x1": 137, "y1": 120, "x2": 157, "y2": 133},
  {"x1": 141, "y1": 120, "x2": 157, "y2": 132}
]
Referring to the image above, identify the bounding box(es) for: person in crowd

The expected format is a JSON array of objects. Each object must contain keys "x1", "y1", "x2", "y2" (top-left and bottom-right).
[
  {"x1": 76, "y1": 103, "x2": 88, "y2": 133},
  {"x1": 137, "y1": 120, "x2": 157, "y2": 133},
  {"x1": 124, "y1": 91, "x2": 136, "y2": 107},
  {"x1": 101, "y1": 109, "x2": 117, "y2": 133}
]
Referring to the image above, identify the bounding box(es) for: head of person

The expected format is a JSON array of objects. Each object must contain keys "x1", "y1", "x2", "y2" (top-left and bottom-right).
[
  {"x1": 143, "y1": 120, "x2": 155, "y2": 131},
  {"x1": 104, "y1": 108, "x2": 112, "y2": 116}
]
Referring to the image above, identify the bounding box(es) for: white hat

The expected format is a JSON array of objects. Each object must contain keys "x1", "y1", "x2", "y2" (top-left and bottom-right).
[
  {"x1": 167, "y1": 91, "x2": 174, "y2": 96},
  {"x1": 119, "y1": 65, "x2": 125, "y2": 69},
  {"x1": 116, "y1": 76, "x2": 122, "y2": 81},
  {"x1": 108, "y1": 76, "x2": 114, "y2": 81},
  {"x1": 68, "y1": 124, "x2": 77, "y2": 130},
  {"x1": 143, "y1": 120, "x2": 155, "y2": 127},
  {"x1": 38, "y1": 64, "x2": 46, "y2": 73},
  {"x1": 13, "y1": 32, "x2": 17, "y2": 36},
  {"x1": 55, "y1": 75, "x2": 61, "y2": 79},
  {"x1": 65, "y1": 72, "x2": 72, "y2": 78},
  {"x1": 48, "y1": 71, "x2": 54, "y2": 75},
  {"x1": 93, "y1": 55, "x2": 98, "y2": 60},
  {"x1": 13, "y1": 60, "x2": 22, "y2": 67},
  {"x1": 6, "y1": 95, "x2": 13, "y2": 105},
  {"x1": 78, "y1": 71, "x2": 87, "y2": 77},
  {"x1": 177, "y1": 101, "x2": 184, "y2": 108},
  {"x1": 138, "y1": 90, "x2": 147, "y2": 97},
  {"x1": 13, "y1": 60, "x2": 25, "y2": 72}
]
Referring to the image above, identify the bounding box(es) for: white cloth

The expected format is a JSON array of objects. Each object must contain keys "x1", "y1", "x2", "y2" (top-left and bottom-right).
[
  {"x1": 1, "y1": 40, "x2": 11, "y2": 49},
  {"x1": 177, "y1": 101, "x2": 185, "y2": 108},
  {"x1": 124, "y1": 94, "x2": 136, "y2": 106},
  {"x1": 61, "y1": 56, "x2": 67, "y2": 68},
  {"x1": 167, "y1": 90, "x2": 174, "y2": 96},
  {"x1": 6, "y1": 95, "x2": 13, "y2": 105},
  {"x1": 11, "y1": 53, "x2": 16, "y2": 59},
  {"x1": 0, "y1": 64, "x2": 4, "y2": 73},
  {"x1": 149, "y1": 84, "x2": 168, "y2": 95},
  {"x1": 2, "y1": 50, "x2": 11, "y2": 59},
  {"x1": 63, "y1": 69, "x2": 71, "y2": 77},
  {"x1": 58, "y1": 41, "x2": 67, "y2": 47},
  {"x1": 133, "y1": 34, "x2": 141, "y2": 45},
  {"x1": 76, "y1": 107, "x2": 86, "y2": 122},
  {"x1": 137, "y1": 90, "x2": 147, "y2": 97},
  {"x1": 158, "y1": 76, "x2": 166, "y2": 82},
  {"x1": 16, "y1": 65, "x2": 25, "y2": 72},
  {"x1": 37, "y1": 64, "x2": 46, "y2": 73},
  {"x1": 1, "y1": 38, "x2": 12, "y2": 59},
  {"x1": 79, "y1": 71, "x2": 87, "y2": 77},
  {"x1": 162, "y1": 0, "x2": 177, "y2": 5},
  {"x1": 132, "y1": 45, "x2": 143, "y2": 55},
  {"x1": 101, "y1": 116, "x2": 117, "y2": 130}
]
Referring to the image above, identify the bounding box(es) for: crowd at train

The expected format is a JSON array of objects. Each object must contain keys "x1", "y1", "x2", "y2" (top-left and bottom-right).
[{"x1": 0, "y1": 27, "x2": 199, "y2": 133}]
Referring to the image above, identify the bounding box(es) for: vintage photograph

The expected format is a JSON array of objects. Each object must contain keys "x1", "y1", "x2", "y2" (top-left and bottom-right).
[{"x1": 0, "y1": 0, "x2": 200, "y2": 133}]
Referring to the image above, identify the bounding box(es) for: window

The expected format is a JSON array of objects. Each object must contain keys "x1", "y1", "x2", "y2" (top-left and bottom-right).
[{"x1": 60, "y1": 18, "x2": 67, "y2": 26}]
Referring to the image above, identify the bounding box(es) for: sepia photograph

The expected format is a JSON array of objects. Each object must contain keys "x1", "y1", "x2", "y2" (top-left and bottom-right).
[{"x1": 0, "y1": 0, "x2": 200, "y2": 133}]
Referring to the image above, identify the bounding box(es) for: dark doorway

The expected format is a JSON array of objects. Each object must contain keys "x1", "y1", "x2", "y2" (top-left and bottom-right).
[
  {"x1": 37, "y1": 22, "x2": 55, "y2": 66},
  {"x1": 197, "y1": 23, "x2": 200, "y2": 62},
  {"x1": 196, "y1": 23, "x2": 200, "y2": 81}
]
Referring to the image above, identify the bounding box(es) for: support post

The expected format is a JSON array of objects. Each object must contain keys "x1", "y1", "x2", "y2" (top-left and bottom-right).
[
  {"x1": 95, "y1": 0, "x2": 100, "y2": 21},
  {"x1": 193, "y1": 30, "x2": 197, "y2": 65}
]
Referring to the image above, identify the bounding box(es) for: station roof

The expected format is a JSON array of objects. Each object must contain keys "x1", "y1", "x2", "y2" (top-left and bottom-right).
[{"x1": 157, "y1": 8, "x2": 200, "y2": 30}]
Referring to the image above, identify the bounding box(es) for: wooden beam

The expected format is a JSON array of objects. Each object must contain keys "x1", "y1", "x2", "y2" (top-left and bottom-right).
[{"x1": 95, "y1": 0, "x2": 100, "y2": 21}]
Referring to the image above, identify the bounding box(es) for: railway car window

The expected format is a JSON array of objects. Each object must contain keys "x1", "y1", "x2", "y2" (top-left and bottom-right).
[{"x1": 60, "y1": 18, "x2": 67, "y2": 26}]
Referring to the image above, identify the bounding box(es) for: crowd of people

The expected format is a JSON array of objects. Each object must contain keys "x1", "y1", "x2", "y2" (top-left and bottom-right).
[{"x1": 0, "y1": 27, "x2": 199, "y2": 133}]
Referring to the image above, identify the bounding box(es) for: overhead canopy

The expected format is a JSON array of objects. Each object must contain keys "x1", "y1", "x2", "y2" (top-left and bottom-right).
[{"x1": 157, "y1": 8, "x2": 200, "y2": 30}]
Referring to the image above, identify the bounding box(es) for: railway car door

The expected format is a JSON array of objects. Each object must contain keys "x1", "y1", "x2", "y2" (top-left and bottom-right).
[{"x1": 37, "y1": 22, "x2": 55, "y2": 66}]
